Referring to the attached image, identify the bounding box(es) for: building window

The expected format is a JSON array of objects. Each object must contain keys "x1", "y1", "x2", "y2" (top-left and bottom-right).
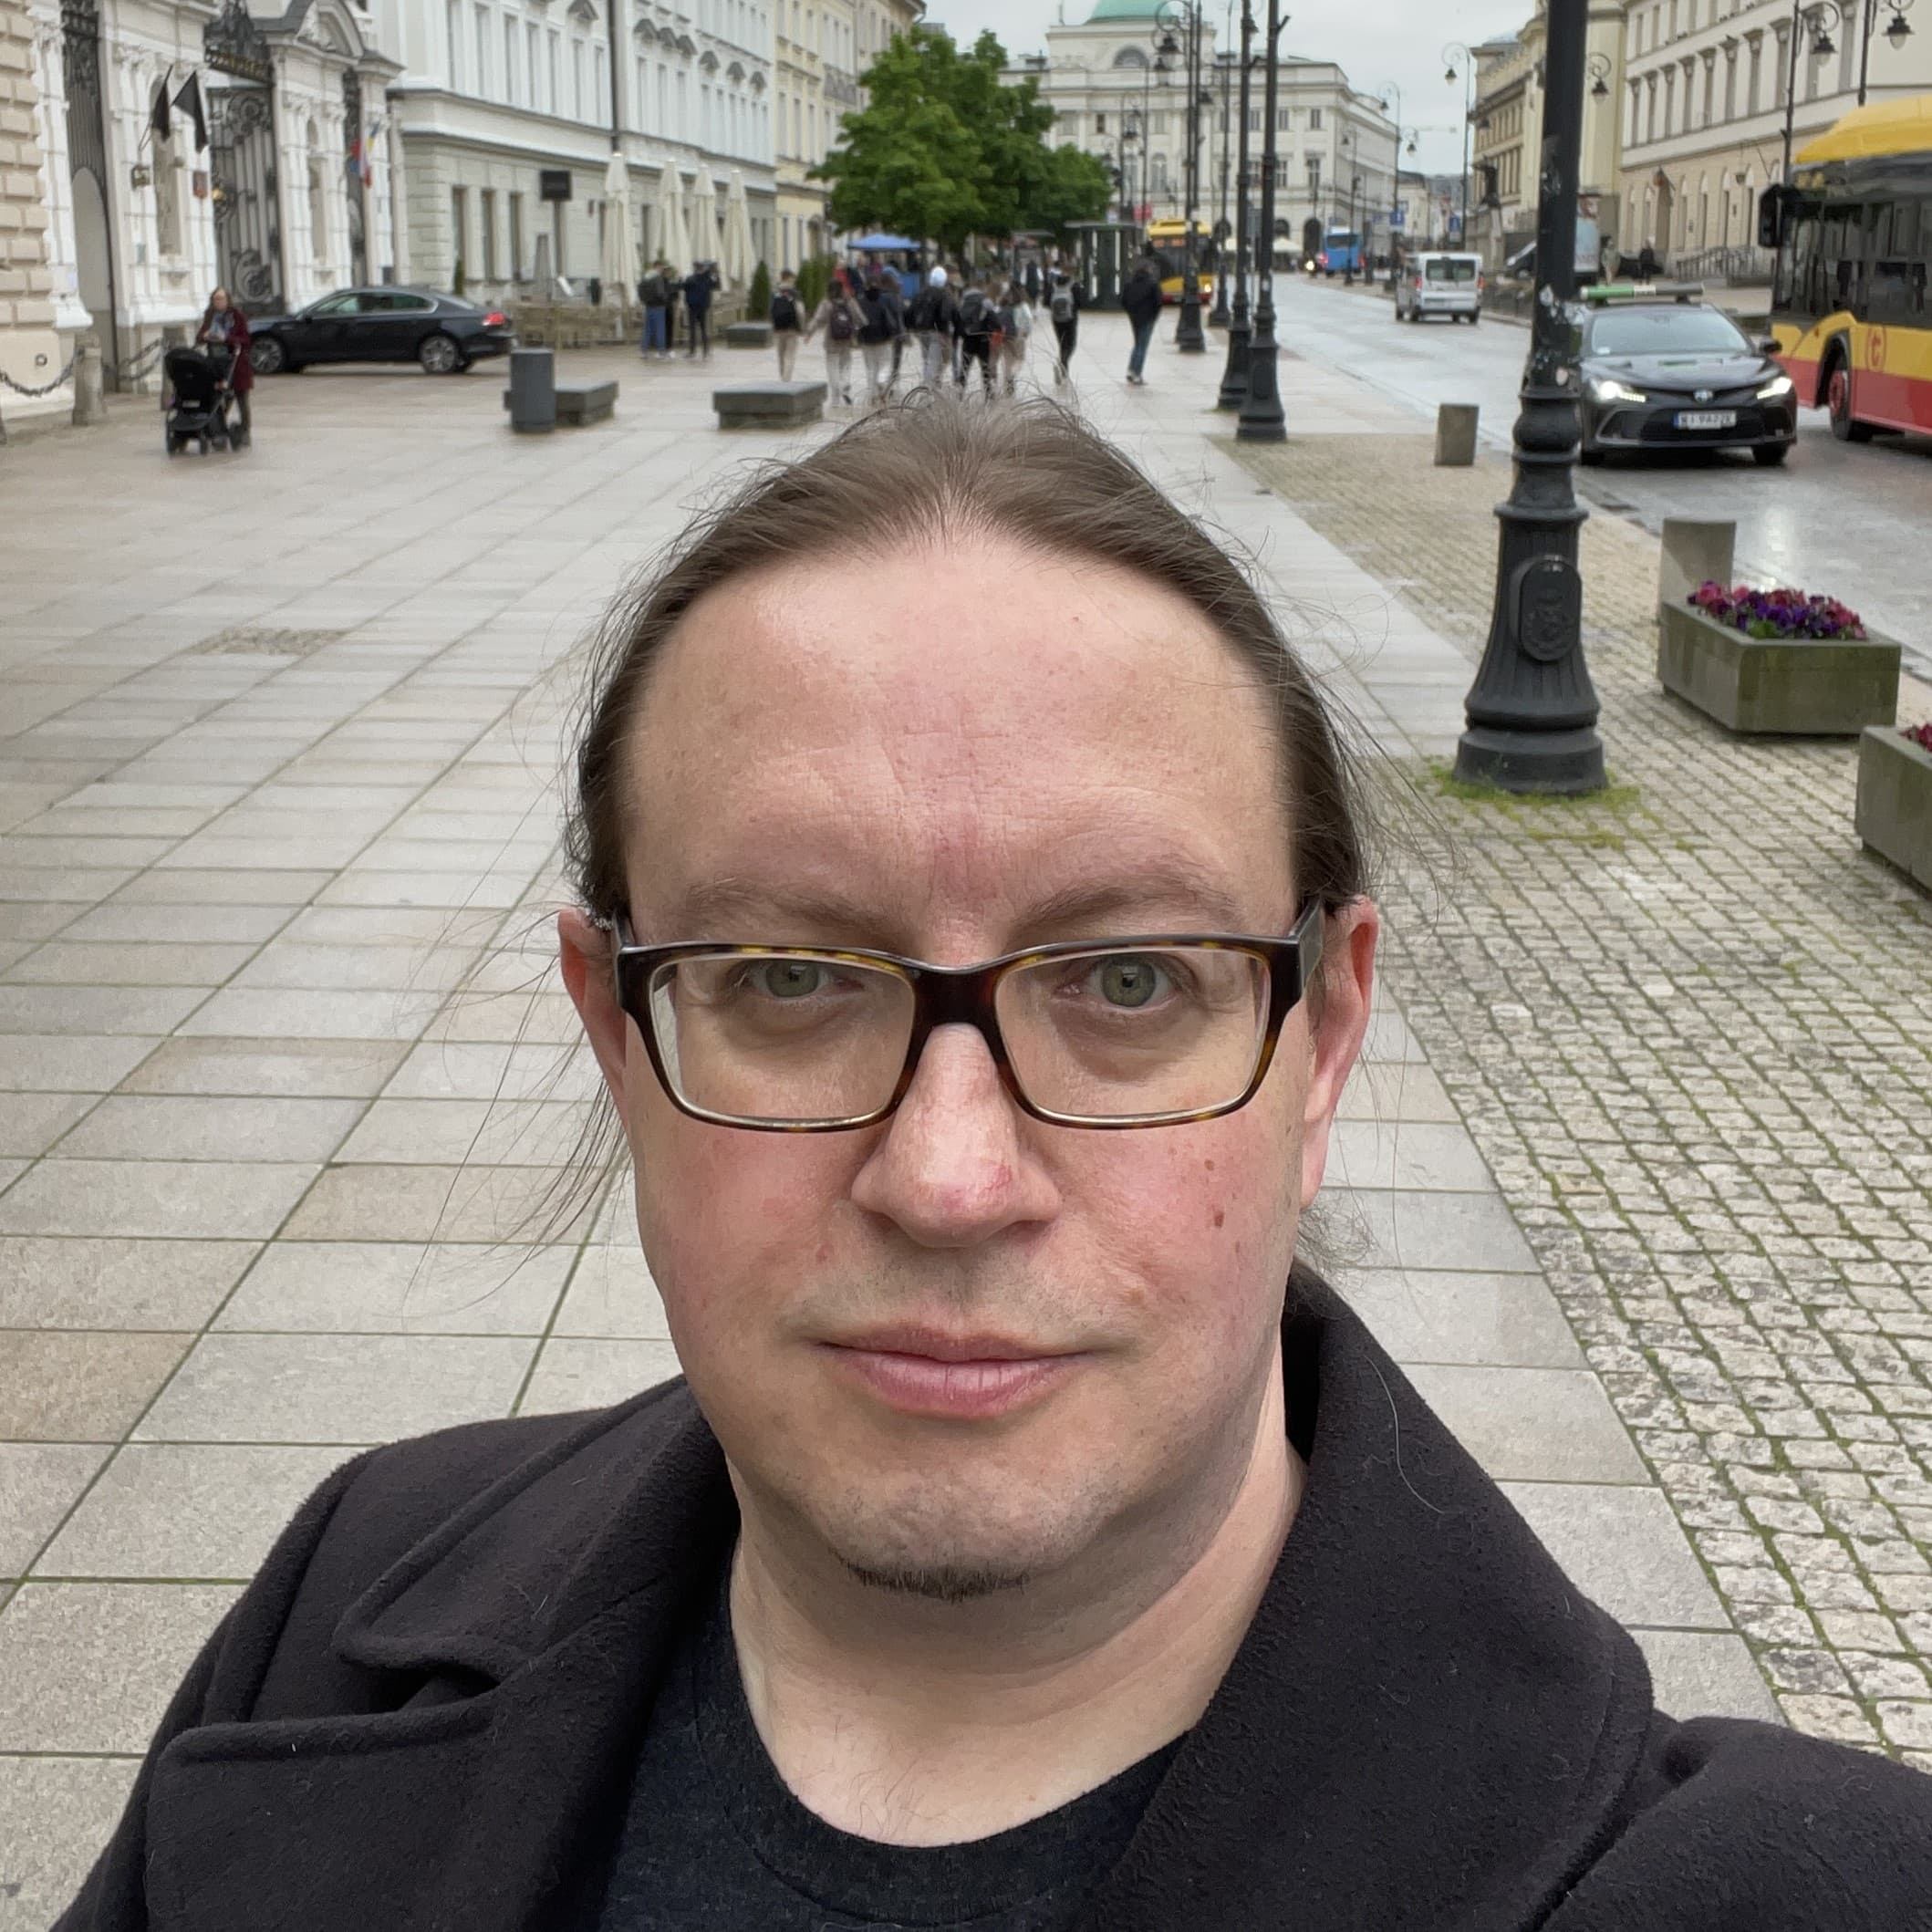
[
  {"x1": 448, "y1": 0, "x2": 463, "y2": 88},
  {"x1": 474, "y1": 6, "x2": 490, "y2": 94},
  {"x1": 509, "y1": 191, "x2": 525, "y2": 277},
  {"x1": 480, "y1": 188, "x2": 498, "y2": 278},
  {"x1": 549, "y1": 31, "x2": 561, "y2": 113},
  {"x1": 452, "y1": 185, "x2": 469, "y2": 278},
  {"x1": 1308, "y1": 107, "x2": 1321, "y2": 130}
]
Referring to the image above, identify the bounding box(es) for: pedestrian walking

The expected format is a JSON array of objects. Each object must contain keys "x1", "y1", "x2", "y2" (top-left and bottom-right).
[
  {"x1": 194, "y1": 286, "x2": 254, "y2": 442},
  {"x1": 955, "y1": 274, "x2": 997, "y2": 397},
  {"x1": 682, "y1": 262, "x2": 719, "y2": 358},
  {"x1": 857, "y1": 274, "x2": 900, "y2": 407},
  {"x1": 638, "y1": 263, "x2": 673, "y2": 359},
  {"x1": 806, "y1": 270, "x2": 864, "y2": 407},
  {"x1": 770, "y1": 269, "x2": 805, "y2": 380},
  {"x1": 996, "y1": 279, "x2": 1033, "y2": 397},
  {"x1": 1046, "y1": 269, "x2": 1082, "y2": 387},
  {"x1": 1122, "y1": 254, "x2": 1162, "y2": 387},
  {"x1": 907, "y1": 265, "x2": 955, "y2": 390}
]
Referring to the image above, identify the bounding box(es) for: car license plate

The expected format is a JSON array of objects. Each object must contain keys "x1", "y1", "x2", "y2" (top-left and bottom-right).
[{"x1": 1674, "y1": 410, "x2": 1737, "y2": 430}]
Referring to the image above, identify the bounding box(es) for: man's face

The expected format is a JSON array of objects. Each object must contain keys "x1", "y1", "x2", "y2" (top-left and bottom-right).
[{"x1": 566, "y1": 537, "x2": 1369, "y2": 1602}]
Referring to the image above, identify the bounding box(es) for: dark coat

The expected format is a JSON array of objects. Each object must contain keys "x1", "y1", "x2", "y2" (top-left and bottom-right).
[
  {"x1": 56, "y1": 1273, "x2": 1932, "y2": 1932},
  {"x1": 1122, "y1": 265, "x2": 1162, "y2": 326}
]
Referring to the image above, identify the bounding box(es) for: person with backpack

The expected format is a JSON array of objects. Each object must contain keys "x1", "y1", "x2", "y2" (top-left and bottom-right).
[
  {"x1": 955, "y1": 274, "x2": 997, "y2": 397},
  {"x1": 1046, "y1": 270, "x2": 1083, "y2": 386},
  {"x1": 638, "y1": 262, "x2": 673, "y2": 359},
  {"x1": 907, "y1": 266, "x2": 956, "y2": 390},
  {"x1": 806, "y1": 269, "x2": 865, "y2": 407},
  {"x1": 857, "y1": 273, "x2": 900, "y2": 407},
  {"x1": 769, "y1": 270, "x2": 805, "y2": 379},
  {"x1": 1122, "y1": 254, "x2": 1163, "y2": 387}
]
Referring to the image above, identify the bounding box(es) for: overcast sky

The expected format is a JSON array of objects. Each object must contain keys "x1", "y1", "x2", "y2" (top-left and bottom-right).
[{"x1": 922, "y1": 0, "x2": 1529, "y2": 182}]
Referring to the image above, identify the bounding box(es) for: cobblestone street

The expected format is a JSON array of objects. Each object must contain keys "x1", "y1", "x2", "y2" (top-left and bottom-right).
[
  {"x1": 1232, "y1": 431, "x2": 1932, "y2": 1761},
  {"x1": 3, "y1": 303, "x2": 1929, "y2": 1916}
]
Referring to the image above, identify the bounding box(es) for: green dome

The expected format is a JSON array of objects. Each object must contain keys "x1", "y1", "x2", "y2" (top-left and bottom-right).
[{"x1": 1085, "y1": 0, "x2": 1168, "y2": 20}]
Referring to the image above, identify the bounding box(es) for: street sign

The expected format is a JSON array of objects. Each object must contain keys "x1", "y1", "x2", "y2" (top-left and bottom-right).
[
  {"x1": 539, "y1": 170, "x2": 573, "y2": 202},
  {"x1": 1389, "y1": 205, "x2": 1405, "y2": 230}
]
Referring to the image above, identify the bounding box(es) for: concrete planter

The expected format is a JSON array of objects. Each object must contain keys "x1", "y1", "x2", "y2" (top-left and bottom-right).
[
  {"x1": 1856, "y1": 728, "x2": 1932, "y2": 893},
  {"x1": 1657, "y1": 599, "x2": 1902, "y2": 736},
  {"x1": 723, "y1": 321, "x2": 772, "y2": 348}
]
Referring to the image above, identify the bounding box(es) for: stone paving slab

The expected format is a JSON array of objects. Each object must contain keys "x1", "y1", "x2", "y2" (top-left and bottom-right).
[{"x1": 0, "y1": 316, "x2": 1780, "y2": 1918}]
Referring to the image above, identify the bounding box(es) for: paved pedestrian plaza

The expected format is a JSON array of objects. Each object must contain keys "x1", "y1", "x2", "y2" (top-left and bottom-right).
[{"x1": 2, "y1": 307, "x2": 1926, "y2": 1921}]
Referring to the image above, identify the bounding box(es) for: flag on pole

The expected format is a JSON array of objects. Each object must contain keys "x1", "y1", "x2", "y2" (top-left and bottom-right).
[
  {"x1": 149, "y1": 67, "x2": 172, "y2": 143},
  {"x1": 172, "y1": 73, "x2": 208, "y2": 152},
  {"x1": 362, "y1": 119, "x2": 379, "y2": 188}
]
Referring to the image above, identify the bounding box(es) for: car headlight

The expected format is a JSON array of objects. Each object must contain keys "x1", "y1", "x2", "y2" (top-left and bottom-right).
[
  {"x1": 1588, "y1": 376, "x2": 1646, "y2": 405},
  {"x1": 1756, "y1": 373, "x2": 1795, "y2": 400}
]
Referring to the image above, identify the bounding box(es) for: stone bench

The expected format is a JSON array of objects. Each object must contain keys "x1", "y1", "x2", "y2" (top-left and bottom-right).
[
  {"x1": 722, "y1": 321, "x2": 772, "y2": 348},
  {"x1": 556, "y1": 379, "x2": 617, "y2": 425},
  {"x1": 500, "y1": 378, "x2": 617, "y2": 428},
  {"x1": 712, "y1": 380, "x2": 826, "y2": 429}
]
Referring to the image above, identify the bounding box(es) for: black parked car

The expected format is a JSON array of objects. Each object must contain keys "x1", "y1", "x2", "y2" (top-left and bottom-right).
[
  {"x1": 248, "y1": 288, "x2": 514, "y2": 377},
  {"x1": 1576, "y1": 286, "x2": 1797, "y2": 466}
]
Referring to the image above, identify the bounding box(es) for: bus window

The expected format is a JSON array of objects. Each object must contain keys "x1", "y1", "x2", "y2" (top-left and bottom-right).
[{"x1": 1775, "y1": 210, "x2": 1819, "y2": 312}]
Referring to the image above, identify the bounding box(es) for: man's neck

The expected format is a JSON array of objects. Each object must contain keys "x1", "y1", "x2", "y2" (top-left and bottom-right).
[{"x1": 726, "y1": 1347, "x2": 1301, "y2": 1848}]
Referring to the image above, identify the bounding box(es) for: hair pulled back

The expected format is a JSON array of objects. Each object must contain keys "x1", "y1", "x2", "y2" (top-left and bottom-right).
[{"x1": 565, "y1": 398, "x2": 1371, "y2": 936}]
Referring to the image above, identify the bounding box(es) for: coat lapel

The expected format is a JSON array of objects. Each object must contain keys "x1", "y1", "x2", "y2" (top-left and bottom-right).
[
  {"x1": 146, "y1": 1397, "x2": 740, "y2": 1932},
  {"x1": 1079, "y1": 1276, "x2": 1657, "y2": 1932}
]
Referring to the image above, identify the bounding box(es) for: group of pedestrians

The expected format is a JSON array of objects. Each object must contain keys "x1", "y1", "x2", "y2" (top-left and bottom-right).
[
  {"x1": 636, "y1": 260, "x2": 721, "y2": 360},
  {"x1": 768, "y1": 259, "x2": 1091, "y2": 409}
]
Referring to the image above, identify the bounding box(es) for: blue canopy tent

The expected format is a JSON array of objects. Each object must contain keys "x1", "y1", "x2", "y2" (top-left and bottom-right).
[
  {"x1": 845, "y1": 234, "x2": 926, "y2": 300},
  {"x1": 849, "y1": 233, "x2": 919, "y2": 251}
]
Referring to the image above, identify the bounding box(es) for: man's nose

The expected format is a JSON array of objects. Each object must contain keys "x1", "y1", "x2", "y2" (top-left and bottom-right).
[{"x1": 848, "y1": 1023, "x2": 1059, "y2": 1250}]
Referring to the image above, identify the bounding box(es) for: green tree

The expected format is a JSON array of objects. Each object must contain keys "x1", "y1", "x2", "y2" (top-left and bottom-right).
[
  {"x1": 749, "y1": 259, "x2": 772, "y2": 317},
  {"x1": 815, "y1": 27, "x2": 1107, "y2": 253}
]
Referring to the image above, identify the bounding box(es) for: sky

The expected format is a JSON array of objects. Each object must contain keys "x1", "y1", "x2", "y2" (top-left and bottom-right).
[{"x1": 921, "y1": 0, "x2": 1530, "y2": 182}]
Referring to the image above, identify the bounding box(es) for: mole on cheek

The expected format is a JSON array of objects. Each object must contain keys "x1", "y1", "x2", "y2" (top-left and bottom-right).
[
  {"x1": 1212, "y1": 1208, "x2": 1225, "y2": 1230},
  {"x1": 815, "y1": 1241, "x2": 833, "y2": 1264}
]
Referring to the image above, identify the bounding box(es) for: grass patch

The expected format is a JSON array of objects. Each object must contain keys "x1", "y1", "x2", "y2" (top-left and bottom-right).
[{"x1": 1427, "y1": 760, "x2": 1640, "y2": 815}]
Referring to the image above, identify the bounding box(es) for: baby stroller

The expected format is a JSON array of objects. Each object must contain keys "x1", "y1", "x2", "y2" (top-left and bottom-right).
[{"x1": 163, "y1": 345, "x2": 244, "y2": 456}]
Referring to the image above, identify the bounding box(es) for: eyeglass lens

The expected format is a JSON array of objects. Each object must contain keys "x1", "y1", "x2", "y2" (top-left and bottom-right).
[{"x1": 646, "y1": 948, "x2": 1270, "y2": 1126}]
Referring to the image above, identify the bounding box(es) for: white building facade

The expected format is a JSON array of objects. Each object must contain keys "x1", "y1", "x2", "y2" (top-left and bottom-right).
[
  {"x1": 28, "y1": 0, "x2": 402, "y2": 391},
  {"x1": 1021, "y1": 0, "x2": 1397, "y2": 269},
  {"x1": 378, "y1": 0, "x2": 778, "y2": 302}
]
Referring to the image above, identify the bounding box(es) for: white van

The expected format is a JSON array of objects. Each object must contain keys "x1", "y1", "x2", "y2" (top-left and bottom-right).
[{"x1": 1394, "y1": 253, "x2": 1485, "y2": 325}]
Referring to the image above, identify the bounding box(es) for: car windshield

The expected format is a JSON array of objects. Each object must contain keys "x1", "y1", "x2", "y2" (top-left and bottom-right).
[
  {"x1": 1425, "y1": 259, "x2": 1477, "y2": 283},
  {"x1": 1587, "y1": 307, "x2": 1749, "y2": 356}
]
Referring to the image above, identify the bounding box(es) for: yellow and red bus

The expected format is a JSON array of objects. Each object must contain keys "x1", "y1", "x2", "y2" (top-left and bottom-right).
[{"x1": 1761, "y1": 92, "x2": 1932, "y2": 440}]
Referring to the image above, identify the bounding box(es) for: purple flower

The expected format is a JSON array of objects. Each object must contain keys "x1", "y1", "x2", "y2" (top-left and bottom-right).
[
  {"x1": 1905, "y1": 721, "x2": 1932, "y2": 755},
  {"x1": 1687, "y1": 581, "x2": 1866, "y2": 641}
]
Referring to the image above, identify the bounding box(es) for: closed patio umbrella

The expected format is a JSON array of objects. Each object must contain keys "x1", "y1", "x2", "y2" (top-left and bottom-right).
[
  {"x1": 653, "y1": 162, "x2": 691, "y2": 277},
  {"x1": 691, "y1": 168, "x2": 719, "y2": 270},
  {"x1": 600, "y1": 151, "x2": 639, "y2": 322},
  {"x1": 722, "y1": 170, "x2": 755, "y2": 290}
]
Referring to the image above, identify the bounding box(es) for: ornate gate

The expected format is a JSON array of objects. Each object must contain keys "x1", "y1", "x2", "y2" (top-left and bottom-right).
[
  {"x1": 61, "y1": 0, "x2": 119, "y2": 383},
  {"x1": 204, "y1": 0, "x2": 283, "y2": 312}
]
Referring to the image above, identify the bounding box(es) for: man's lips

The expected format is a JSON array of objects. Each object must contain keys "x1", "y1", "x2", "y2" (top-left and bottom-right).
[{"x1": 821, "y1": 1328, "x2": 1087, "y2": 1418}]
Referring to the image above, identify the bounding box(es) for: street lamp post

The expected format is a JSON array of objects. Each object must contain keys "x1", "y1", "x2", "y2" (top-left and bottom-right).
[
  {"x1": 1444, "y1": 42, "x2": 1477, "y2": 248},
  {"x1": 1236, "y1": 0, "x2": 1288, "y2": 442},
  {"x1": 1454, "y1": 0, "x2": 1604, "y2": 796},
  {"x1": 1378, "y1": 81, "x2": 1404, "y2": 286},
  {"x1": 1210, "y1": 46, "x2": 1233, "y2": 327},
  {"x1": 1217, "y1": 0, "x2": 1256, "y2": 409},
  {"x1": 1782, "y1": 2, "x2": 1844, "y2": 180},
  {"x1": 1858, "y1": 0, "x2": 1914, "y2": 106},
  {"x1": 1158, "y1": 0, "x2": 1209, "y2": 352}
]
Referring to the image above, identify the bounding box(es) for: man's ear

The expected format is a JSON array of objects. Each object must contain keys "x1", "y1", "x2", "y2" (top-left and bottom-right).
[
  {"x1": 1298, "y1": 899, "x2": 1379, "y2": 1210},
  {"x1": 558, "y1": 909, "x2": 631, "y2": 1122}
]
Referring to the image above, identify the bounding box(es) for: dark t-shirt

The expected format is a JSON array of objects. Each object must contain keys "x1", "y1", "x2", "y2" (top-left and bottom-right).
[{"x1": 595, "y1": 1567, "x2": 1180, "y2": 1930}]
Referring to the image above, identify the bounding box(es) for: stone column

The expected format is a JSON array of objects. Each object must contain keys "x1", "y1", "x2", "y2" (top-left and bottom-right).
[{"x1": 0, "y1": 0, "x2": 70, "y2": 429}]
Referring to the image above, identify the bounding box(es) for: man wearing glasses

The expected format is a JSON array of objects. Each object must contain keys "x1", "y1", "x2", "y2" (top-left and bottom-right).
[{"x1": 60, "y1": 408, "x2": 1932, "y2": 1930}]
